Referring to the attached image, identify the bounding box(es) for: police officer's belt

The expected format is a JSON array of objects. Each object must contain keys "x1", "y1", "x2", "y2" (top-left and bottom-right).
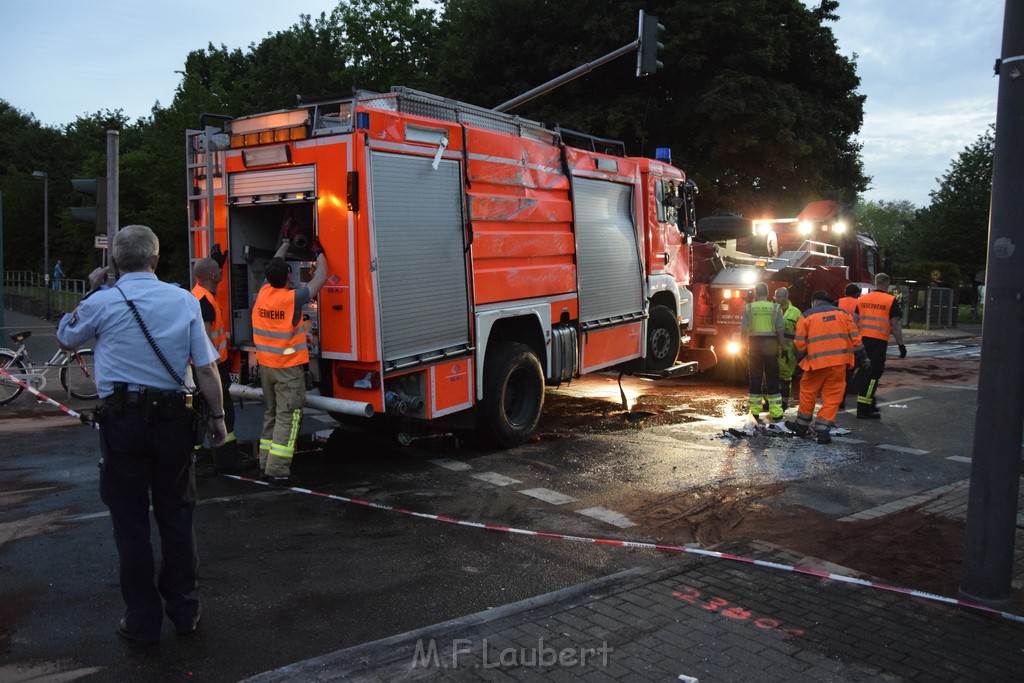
[{"x1": 105, "y1": 383, "x2": 192, "y2": 410}]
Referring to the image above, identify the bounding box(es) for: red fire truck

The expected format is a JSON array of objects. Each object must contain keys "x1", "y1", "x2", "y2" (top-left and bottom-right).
[
  {"x1": 186, "y1": 87, "x2": 699, "y2": 446},
  {"x1": 679, "y1": 201, "x2": 882, "y2": 376}
]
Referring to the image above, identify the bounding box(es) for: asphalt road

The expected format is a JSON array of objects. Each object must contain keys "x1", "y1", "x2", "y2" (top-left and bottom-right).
[{"x1": 0, "y1": 314, "x2": 986, "y2": 681}]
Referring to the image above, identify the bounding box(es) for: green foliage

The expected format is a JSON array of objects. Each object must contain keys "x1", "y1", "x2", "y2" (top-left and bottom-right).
[
  {"x1": 4, "y1": 0, "x2": 869, "y2": 284},
  {"x1": 430, "y1": 0, "x2": 867, "y2": 218},
  {"x1": 896, "y1": 260, "x2": 962, "y2": 287},
  {"x1": 854, "y1": 198, "x2": 917, "y2": 270},
  {"x1": 905, "y1": 127, "x2": 993, "y2": 284}
]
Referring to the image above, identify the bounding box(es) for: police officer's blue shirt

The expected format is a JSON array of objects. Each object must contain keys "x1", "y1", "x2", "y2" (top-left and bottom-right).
[{"x1": 57, "y1": 272, "x2": 218, "y2": 397}]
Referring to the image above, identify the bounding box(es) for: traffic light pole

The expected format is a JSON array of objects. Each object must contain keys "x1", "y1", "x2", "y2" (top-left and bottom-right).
[
  {"x1": 494, "y1": 40, "x2": 639, "y2": 113},
  {"x1": 105, "y1": 130, "x2": 119, "y2": 267},
  {"x1": 494, "y1": 10, "x2": 662, "y2": 113},
  {"x1": 959, "y1": 0, "x2": 1024, "y2": 609}
]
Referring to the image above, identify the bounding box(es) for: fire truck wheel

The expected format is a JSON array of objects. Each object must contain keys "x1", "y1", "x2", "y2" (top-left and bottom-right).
[
  {"x1": 646, "y1": 306, "x2": 681, "y2": 372},
  {"x1": 481, "y1": 342, "x2": 544, "y2": 448}
]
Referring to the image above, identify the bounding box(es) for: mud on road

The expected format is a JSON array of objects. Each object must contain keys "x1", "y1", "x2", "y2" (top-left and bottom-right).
[{"x1": 525, "y1": 355, "x2": 1015, "y2": 611}]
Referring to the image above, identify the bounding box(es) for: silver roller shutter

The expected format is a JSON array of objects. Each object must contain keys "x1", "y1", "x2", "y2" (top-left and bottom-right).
[
  {"x1": 370, "y1": 152, "x2": 470, "y2": 366},
  {"x1": 573, "y1": 178, "x2": 644, "y2": 325},
  {"x1": 228, "y1": 165, "x2": 315, "y2": 202}
]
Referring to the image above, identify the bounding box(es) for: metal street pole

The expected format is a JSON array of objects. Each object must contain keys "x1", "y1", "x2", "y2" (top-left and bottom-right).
[
  {"x1": 959, "y1": 0, "x2": 1024, "y2": 609},
  {"x1": 0, "y1": 191, "x2": 5, "y2": 328},
  {"x1": 32, "y1": 171, "x2": 49, "y2": 320}
]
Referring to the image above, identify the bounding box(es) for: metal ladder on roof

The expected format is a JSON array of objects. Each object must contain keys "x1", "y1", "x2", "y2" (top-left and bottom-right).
[{"x1": 185, "y1": 127, "x2": 224, "y2": 280}]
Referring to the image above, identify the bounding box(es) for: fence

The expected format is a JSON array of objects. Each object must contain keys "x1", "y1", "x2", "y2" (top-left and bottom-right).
[
  {"x1": 3, "y1": 270, "x2": 87, "y2": 320},
  {"x1": 892, "y1": 283, "x2": 957, "y2": 329}
]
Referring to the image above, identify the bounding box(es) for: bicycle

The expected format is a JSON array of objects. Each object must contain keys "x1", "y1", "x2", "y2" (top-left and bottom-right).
[{"x1": 0, "y1": 330, "x2": 98, "y2": 405}]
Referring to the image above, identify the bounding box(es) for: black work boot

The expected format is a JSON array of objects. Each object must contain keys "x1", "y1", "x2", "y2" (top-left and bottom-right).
[
  {"x1": 784, "y1": 420, "x2": 808, "y2": 437},
  {"x1": 814, "y1": 426, "x2": 832, "y2": 444},
  {"x1": 856, "y1": 407, "x2": 881, "y2": 420}
]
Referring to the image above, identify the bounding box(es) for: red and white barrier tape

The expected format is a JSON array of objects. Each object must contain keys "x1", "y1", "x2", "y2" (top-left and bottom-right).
[
  {"x1": 0, "y1": 366, "x2": 98, "y2": 428},
  {"x1": 224, "y1": 474, "x2": 1024, "y2": 625}
]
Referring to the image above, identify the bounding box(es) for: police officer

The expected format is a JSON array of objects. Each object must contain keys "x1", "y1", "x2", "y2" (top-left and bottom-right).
[
  {"x1": 786, "y1": 290, "x2": 869, "y2": 444},
  {"x1": 773, "y1": 286, "x2": 802, "y2": 411},
  {"x1": 252, "y1": 232, "x2": 328, "y2": 482},
  {"x1": 57, "y1": 225, "x2": 226, "y2": 645},
  {"x1": 192, "y1": 257, "x2": 254, "y2": 473},
  {"x1": 852, "y1": 273, "x2": 906, "y2": 419},
  {"x1": 741, "y1": 282, "x2": 785, "y2": 420}
]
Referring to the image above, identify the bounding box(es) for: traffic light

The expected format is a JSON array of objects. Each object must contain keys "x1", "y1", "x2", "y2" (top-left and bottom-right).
[
  {"x1": 636, "y1": 10, "x2": 665, "y2": 77},
  {"x1": 71, "y1": 176, "x2": 107, "y2": 242}
]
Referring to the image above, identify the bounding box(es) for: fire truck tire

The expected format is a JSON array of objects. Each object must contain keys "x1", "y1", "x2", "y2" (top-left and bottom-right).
[
  {"x1": 645, "y1": 306, "x2": 681, "y2": 372},
  {"x1": 481, "y1": 342, "x2": 544, "y2": 448}
]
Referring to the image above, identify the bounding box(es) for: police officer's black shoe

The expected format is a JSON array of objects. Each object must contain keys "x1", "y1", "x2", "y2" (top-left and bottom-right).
[{"x1": 856, "y1": 409, "x2": 881, "y2": 420}]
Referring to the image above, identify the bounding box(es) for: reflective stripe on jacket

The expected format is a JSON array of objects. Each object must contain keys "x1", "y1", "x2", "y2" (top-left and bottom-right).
[
  {"x1": 252, "y1": 283, "x2": 308, "y2": 368},
  {"x1": 794, "y1": 304, "x2": 864, "y2": 371},
  {"x1": 856, "y1": 290, "x2": 895, "y2": 341},
  {"x1": 192, "y1": 284, "x2": 228, "y2": 363}
]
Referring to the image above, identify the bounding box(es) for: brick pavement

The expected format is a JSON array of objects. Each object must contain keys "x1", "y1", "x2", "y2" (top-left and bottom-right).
[{"x1": 248, "y1": 535, "x2": 1023, "y2": 681}]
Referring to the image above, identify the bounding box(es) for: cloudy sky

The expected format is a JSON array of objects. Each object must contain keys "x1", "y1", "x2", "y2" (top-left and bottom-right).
[{"x1": 0, "y1": 1, "x2": 1007, "y2": 207}]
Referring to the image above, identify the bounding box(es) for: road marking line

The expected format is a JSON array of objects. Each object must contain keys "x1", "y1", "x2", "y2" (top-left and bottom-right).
[
  {"x1": 428, "y1": 458, "x2": 472, "y2": 471},
  {"x1": 575, "y1": 506, "x2": 637, "y2": 528},
  {"x1": 946, "y1": 455, "x2": 972, "y2": 463},
  {"x1": 877, "y1": 444, "x2": 930, "y2": 455},
  {"x1": 831, "y1": 436, "x2": 865, "y2": 444},
  {"x1": 518, "y1": 488, "x2": 578, "y2": 505},
  {"x1": 470, "y1": 472, "x2": 521, "y2": 486},
  {"x1": 0, "y1": 486, "x2": 58, "y2": 497}
]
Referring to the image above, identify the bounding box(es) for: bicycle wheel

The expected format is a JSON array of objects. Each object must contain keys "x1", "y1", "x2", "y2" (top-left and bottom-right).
[
  {"x1": 0, "y1": 351, "x2": 27, "y2": 405},
  {"x1": 61, "y1": 349, "x2": 99, "y2": 400}
]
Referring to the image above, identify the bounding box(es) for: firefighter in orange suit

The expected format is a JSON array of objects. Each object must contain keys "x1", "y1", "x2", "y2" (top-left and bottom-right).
[
  {"x1": 252, "y1": 233, "x2": 328, "y2": 482},
  {"x1": 852, "y1": 273, "x2": 905, "y2": 419},
  {"x1": 786, "y1": 290, "x2": 869, "y2": 444}
]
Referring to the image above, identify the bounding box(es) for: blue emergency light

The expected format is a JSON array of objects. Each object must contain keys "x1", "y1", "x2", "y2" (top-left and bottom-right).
[{"x1": 655, "y1": 147, "x2": 672, "y2": 163}]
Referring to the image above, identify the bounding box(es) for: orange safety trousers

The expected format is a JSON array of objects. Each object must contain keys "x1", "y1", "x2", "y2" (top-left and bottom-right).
[{"x1": 798, "y1": 365, "x2": 847, "y2": 423}]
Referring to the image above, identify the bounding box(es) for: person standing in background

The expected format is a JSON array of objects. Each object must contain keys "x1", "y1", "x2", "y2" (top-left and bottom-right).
[
  {"x1": 52, "y1": 260, "x2": 64, "y2": 291},
  {"x1": 773, "y1": 287, "x2": 802, "y2": 411},
  {"x1": 852, "y1": 273, "x2": 906, "y2": 419},
  {"x1": 740, "y1": 282, "x2": 785, "y2": 421}
]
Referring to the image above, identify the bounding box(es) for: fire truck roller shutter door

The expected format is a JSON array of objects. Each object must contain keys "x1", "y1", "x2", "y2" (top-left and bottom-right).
[
  {"x1": 572, "y1": 178, "x2": 644, "y2": 326},
  {"x1": 369, "y1": 152, "x2": 471, "y2": 367}
]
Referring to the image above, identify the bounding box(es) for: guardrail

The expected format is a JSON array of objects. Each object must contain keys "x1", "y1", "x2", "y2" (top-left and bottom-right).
[{"x1": 3, "y1": 271, "x2": 87, "y2": 320}]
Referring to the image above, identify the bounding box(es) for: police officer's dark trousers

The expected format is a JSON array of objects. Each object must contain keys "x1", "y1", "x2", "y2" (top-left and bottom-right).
[{"x1": 99, "y1": 401, "x2": 199, "y2": 640}]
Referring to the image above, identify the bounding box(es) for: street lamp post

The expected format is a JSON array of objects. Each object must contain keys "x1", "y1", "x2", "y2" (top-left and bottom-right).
[{"x1": 32, "y1": 171, "x2": 49, "y2": 319}]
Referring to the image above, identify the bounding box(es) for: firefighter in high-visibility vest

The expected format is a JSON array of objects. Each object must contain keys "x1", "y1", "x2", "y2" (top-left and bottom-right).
[
  {"x1": 252, "y1": 230, "x2": 329, "y2": 483},
  {"x1": 786, "y1": 290, "x2": 870, "y2": 444},
  {"x1": 192, "y1": 257, "x2": 254, "y2": 474},
  {"x1": 852, "y1": 273, "x2": 906, "y2": 419},
  {"x1": 773, "y1": 287, "x2": 802, "y2": 411},
  {"x1": 741, "y1": 282, "x2": 785, "y2": 420}
]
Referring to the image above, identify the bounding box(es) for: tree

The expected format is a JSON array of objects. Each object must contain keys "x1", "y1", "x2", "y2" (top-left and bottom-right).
[
  {"x1": 907, "y1": 127, "x2": 993, "y2": 285},
  {"x1": 430, "y1": 0, "x2": 867, "y2": 218},
  {"x1": 854, "y1": 198, "x2": 917, "y2": 271}
]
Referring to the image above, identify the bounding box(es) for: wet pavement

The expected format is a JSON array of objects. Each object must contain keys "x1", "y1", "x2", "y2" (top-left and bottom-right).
[{"x1": 3, "y1": 309, "x2": 1020, "y2": 682}]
